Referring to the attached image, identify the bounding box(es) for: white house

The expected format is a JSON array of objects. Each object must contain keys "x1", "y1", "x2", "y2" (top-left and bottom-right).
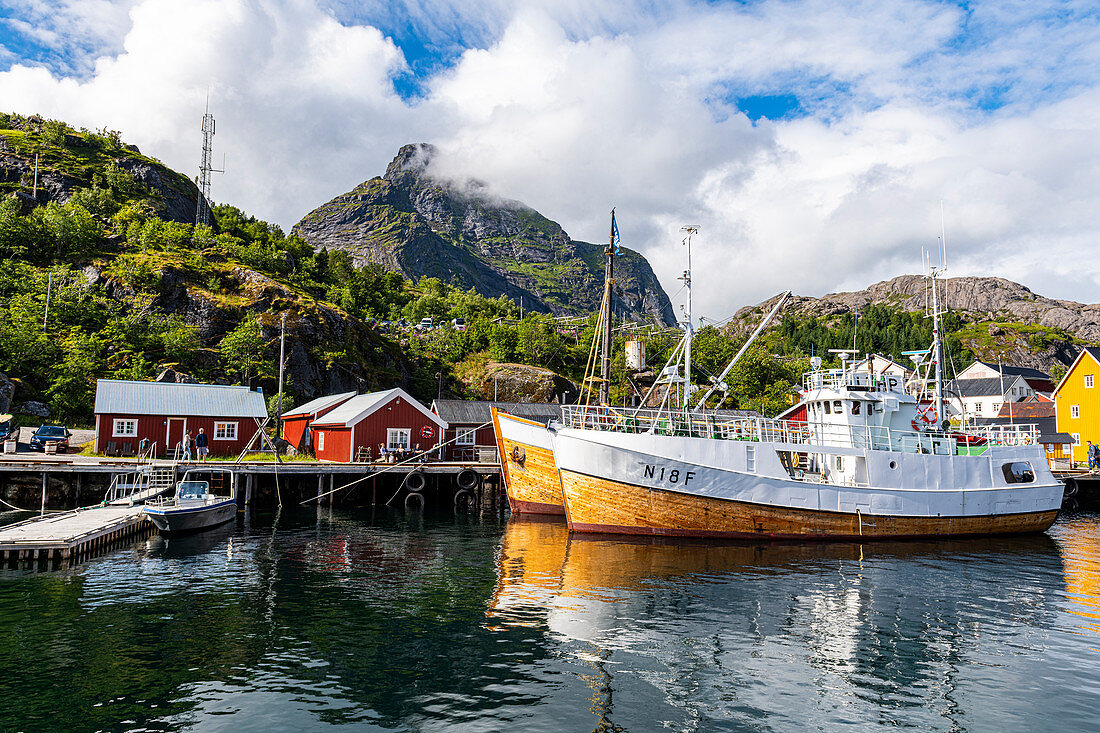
[{"x1": 945, "y1": 375, "x2": 1035, "y2": 422}]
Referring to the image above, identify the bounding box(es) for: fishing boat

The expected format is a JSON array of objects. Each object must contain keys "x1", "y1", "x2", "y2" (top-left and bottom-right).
[
  {"x1": 491, "y1": 407, "x2": 566, "y2": 515},
  {"x1": 490, "y1": 211, "x2": 627, "y2": 515},
  {"x1": 142, "y1": 469, "x2": 237, "y2": 534},
  {"x1": 550, "y1": 229, "x2": 1063, "y2": 539}
]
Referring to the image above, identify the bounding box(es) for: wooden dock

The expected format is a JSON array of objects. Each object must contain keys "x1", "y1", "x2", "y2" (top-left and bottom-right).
[{"x1": 0, "y1": 505, "x2": 152, "y2": 563}]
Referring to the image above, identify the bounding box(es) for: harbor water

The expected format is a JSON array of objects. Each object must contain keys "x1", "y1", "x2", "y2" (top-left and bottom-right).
[{"x1": 1, "y1": 507, "x2": 1099, "y2": 732}]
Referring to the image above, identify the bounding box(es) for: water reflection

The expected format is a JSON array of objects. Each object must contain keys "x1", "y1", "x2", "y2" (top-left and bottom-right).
[
  {"x1": 1, "y1": 508, "x2": 1099, "y2": 731},
  {"x1": 490, "y1": 516, "x2": 1082, "y2": 731}
]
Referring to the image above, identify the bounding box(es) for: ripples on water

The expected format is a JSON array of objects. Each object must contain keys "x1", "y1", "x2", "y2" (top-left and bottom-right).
[{"x1": 1, "y1": 507, "x2": 1099, "y2": 732}]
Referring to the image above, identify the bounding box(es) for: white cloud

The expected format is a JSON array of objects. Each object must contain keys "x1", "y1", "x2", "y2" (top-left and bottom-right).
[{"x1": 0, "y1": 0, "x2": 1099, "y2": 322}]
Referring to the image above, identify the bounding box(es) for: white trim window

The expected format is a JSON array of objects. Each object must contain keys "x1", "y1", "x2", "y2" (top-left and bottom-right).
[
  {"x1": 1072, "y1": 433, "x2": 1081, "y2": 446},
  {"x1": 317, "y1": 431, "x2": 325, "y2": 451},
  {"x1": 387, "y1": 428, "x2": 411, "y2": 450},
  {"x1": 974, "y1": 402, "x2": 983, "y2": 414},
  {"x1": 1071, "y1": 405, "x2": 1080, "y2": 419},
  {"x1": 1087, "y1": 375, "x2": 1095, "y2": 389},
  {"x1": 113, "y1": 419, "x2": 138, "y2": 437},
  {"x1": 213, "y1": 421, "x2": 238, "y2": 440},
  {"x1": 456, "y1": 428, "x2": 476, "y2": 445}
]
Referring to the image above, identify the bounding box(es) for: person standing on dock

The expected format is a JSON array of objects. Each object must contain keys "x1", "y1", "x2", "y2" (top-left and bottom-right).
[
  {"x1": 196, "y1": 428, "x2": 209, "y2": 462},
  {"x1": 1089, "y1": 441, "x2": 1098, "y2": 473},
  {"x1": 182, "y1": 430, "x2": 192, "y2": 462}
]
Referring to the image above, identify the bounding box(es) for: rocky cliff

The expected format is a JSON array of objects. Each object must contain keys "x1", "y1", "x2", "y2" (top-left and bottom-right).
[
  {"x1": 740, "y1": 275, "x2": 1100, "y2": 370},
  {"x1": 293, "y1": 144, "x2": 676, "y2": 326}
]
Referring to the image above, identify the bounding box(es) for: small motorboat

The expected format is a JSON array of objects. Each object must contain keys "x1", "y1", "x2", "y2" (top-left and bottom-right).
[{"x1": 143, "y1": 469, "x2": 237, "y2": 534}]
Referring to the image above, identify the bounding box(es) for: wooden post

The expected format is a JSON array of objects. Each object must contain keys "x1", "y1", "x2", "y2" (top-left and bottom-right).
[
  {"x1": 329, "y1": 474, "x2": 335, "y2": 506},
  {"x1": 40, "y1": 472, "x2": 47, "y2": 515},
  {"x1": 75, "y1": 473, "x2": 83, "y2": 504},
  {"x1": 317, "y1": 474, "x2": 323, "y2": 502},
  {"x1": 244, "y1": 474, "x2": 252, "y2": 505}
]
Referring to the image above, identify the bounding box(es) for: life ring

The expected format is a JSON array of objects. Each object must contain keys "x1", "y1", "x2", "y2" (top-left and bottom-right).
[
  {"x1": 420, "y1": 425, "x2": 434, "y2": 439},
  {"x1": 1021, "y1": 435, "x2": 1033, "y2": 445}
]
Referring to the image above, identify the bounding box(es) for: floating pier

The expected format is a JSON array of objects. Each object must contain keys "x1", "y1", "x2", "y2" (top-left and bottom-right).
[{"x1": 0, "y1": 505, "x2": 152, "y2": 563}]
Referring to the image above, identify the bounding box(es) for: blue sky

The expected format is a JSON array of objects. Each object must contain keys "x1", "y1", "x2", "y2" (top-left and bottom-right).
[{"x1": 0, "y1": 0, "x2": 1098, "y2": 315}]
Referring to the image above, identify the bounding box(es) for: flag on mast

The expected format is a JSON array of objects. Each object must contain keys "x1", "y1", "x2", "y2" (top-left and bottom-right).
[{"x1": 610, "y1": 209, "x2": 621, "y2": 255}]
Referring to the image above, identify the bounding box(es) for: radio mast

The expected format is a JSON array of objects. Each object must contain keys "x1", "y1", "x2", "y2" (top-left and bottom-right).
[{"x1": 195, "y1": 97, "x2": 223, "y2": 227}]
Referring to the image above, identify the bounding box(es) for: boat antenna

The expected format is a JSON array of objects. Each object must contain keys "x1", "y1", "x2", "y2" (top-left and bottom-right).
[{"x1": 680, "y1": 226, "x2": 697, "y2": 412}]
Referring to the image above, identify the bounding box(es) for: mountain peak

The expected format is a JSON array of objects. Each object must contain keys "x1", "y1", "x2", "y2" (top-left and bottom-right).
[
  {"x1": 384, "y1": 142, "x2": 437, "y2": 183},
  {"x1": 294, "y1": 144, "x2": 675, "y2": 325}
]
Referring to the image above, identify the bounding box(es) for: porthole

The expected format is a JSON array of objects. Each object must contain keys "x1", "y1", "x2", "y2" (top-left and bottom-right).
[{"x1": 889, "y1": 460, "x2": 897, "y2": 469}]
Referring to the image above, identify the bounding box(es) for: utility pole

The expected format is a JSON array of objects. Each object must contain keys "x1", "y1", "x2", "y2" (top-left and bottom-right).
[
  {"x1": 276, "y1": 311, "x2": 287, "y2": 438},
  {"x1": 33, "y1": 153, "x2": 38, "y2": 200},
  {"x1": 43, "y1": 272, "x2": 52, "y2": 330}
]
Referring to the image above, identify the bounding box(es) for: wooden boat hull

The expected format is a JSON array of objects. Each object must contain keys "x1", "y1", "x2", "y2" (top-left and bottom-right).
[
  {"x1": 144, "y1": 498, "x2": 237, "y2": 534},
  {"x1": 490, "y1": 407, "x2": 565, "y2": 516},
  {"x1": 559, "y1": 469, "x2": 1058, "y2": 540}
]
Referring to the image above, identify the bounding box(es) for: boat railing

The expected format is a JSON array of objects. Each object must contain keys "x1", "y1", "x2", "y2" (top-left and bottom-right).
[{"x1": 560, "y1": 406, "x2": 1041, "y2": 455}]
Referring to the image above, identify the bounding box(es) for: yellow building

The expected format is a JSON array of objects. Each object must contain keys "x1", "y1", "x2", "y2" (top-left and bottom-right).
[{"x1": 1053, "y1": 347, "x2": 1100, "y2": 465}]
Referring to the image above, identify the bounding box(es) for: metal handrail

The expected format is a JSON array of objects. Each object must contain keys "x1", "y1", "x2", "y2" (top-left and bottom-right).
[{"x1": 559, "y1": 406, "x2": 1040, "y2": 455}]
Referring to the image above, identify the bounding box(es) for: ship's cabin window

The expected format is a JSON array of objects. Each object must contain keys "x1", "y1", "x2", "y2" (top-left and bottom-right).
[
  {"x1": 851, "y1": 401, "x2": 861, "y2": 415},
  {"x1": 866, "y1": 403, "x2": 874, "y2": 415},
  {"x1": 823, "y1": 401, "x2": 831, "y2": 415},
  {"x1": 833, "y1": 400, "x2": 842, "y2": 414},
  {"x1": 1001, "y1": 462, "x2": 1035, "y2": 484}
]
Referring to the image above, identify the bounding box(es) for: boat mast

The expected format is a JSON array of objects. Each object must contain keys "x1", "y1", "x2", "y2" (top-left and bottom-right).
[
  {"x1": 680, "y1": 226, "x2": 696, "y2": 411},
  {"x1": 599, "y1": 210, "x2": 617, "y2": 406},
  {"x1": 930, "y1": 216, "x2": 948, "y2": 430}
]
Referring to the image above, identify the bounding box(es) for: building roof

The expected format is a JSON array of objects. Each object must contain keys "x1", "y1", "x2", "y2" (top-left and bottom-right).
[
  {"x1": 996, "y1": 401, "x2": 1055, "y2": 419},
  {"x1": 94, "y1": 379, "x2": 268, "y2": 418},
  {"x1": 966, "y1": 360, "x2": 1052, "y2": 380},
  {"x1": 282, "y1": 391, "x2": 356, "y2": 419},
  {"x1": 433, "y1": 400, "x2": 564, "y2": 425},
  {"x1": 946, "y1": 376, "x2": 1026, "y2": 398},
  {"x1": 971, "y1": 416, "x2": 1072, "y2": 443},
  {"x1": 313, "y1": 388, "x2": 447, "y2": 429}
]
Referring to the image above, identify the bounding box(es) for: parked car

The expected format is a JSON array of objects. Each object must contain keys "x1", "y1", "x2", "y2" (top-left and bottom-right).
[
  {"x1": 452, "y1": 318, "x2": 467, "y2": 332},
  {"x1": 0, "y1": 414, "x2": 18, "y2": 443},
  {"x1": 417, "y1": 317, "x2": 434, "y2": 331},
  {"x1": 29, "y1": 425, "x2": 71, "y2": 453}
]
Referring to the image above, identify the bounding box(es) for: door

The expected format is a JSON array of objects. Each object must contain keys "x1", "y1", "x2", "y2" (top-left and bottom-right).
[{"x1": 167, "y1": 418, "x2": 187, "y2": 455}]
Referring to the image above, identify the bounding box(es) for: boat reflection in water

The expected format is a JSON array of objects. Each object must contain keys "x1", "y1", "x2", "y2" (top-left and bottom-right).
[{"x1": 488, "y1": 515, "x2": 1069, "y2": 730}]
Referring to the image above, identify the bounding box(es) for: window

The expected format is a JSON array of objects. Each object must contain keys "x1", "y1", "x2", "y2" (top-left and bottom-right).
[
  {"x1": 1001, "y1": 461, "x2": 1035, "y2": 484},
  {"x1": 833, "y1": 400, "x2": 842, "y2": 414},
  {"x1": 992, "y1": 403, "x2": 1001, "y2": 415},
  {"x1": 974, "y1": 402, "x2": 983, "y2": 414},
  {"x1": 745, "y1": 445, "x2": 755, "y2": 472},
  {"x1": 213, "y1": 421, "x2": 238, "y2": 440},
  {"x1": 1046, "y1": 444, "x2": 1054, "y2": 453},
  {"x1": 824, "y1": 402, "x2": 831, "y2": 415},
  {"x1": 113, "y1": 419, "x2": 137, "y2": 437},
  {"x1": 1087, "y1": 375, "x2": 1095, "y2": 389},
  {"x1": 1073, "y1": 433, "x2": 1081, "y2": 446},
  {"x1": 1071, "y1": 405, "x2": 1080, "y2": 419},
  {"x1": 851, "y1": 401, "x2": 861, "y2": 415},
  {"x1": 456, "y1": 428, "x2": 476, "y2": 445},
  {"x1": 387, "y1": 428, "x2": 411, "y2": 450},
  {"x1": 317, "y1": 431, "x2": 325, "y2": 450}
]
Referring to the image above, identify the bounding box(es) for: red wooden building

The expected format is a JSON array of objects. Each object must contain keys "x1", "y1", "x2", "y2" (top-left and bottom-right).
[
  {"x1": 93, "y1": 379, "x2": 268, "y2": 457},
  {"x1": 281, "y1": 391, "x2": 356, "y2": 452},
  {"x1": 311, "y1": 388, "x2": 447, "y2": 463}
]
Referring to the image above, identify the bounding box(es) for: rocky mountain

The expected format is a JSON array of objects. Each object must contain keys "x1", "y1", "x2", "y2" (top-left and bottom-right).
[
  {"x1": 740, "y1": 275, "x2": 1100, "y2": 371},
  {"x1": 293, "y1": 143, "x2": 676, "y2": 326}
]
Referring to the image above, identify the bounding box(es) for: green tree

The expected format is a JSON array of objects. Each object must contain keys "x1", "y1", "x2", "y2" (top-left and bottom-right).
[{"x1": 219, "y1": 319, "x2": 273, "y2": 382}]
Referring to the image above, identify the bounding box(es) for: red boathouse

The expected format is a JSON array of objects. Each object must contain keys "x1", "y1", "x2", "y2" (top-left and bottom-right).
[
  {"x1": 281, "y1": 391, "x2": 356, "y2": 452},
  {"x1": 310, "y1": 388, "x2": 448, "y2": 463},
  {"x1": 93, "y1": 379, "x2": 268, "y2": 457}
]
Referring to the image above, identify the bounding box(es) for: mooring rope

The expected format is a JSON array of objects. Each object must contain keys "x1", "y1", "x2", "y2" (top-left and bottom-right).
[{"x1": 298, "y1": 419, "x2": 493, "y2": 505}]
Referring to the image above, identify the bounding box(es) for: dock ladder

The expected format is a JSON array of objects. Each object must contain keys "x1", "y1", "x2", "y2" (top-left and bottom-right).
[{"x1": 105, "y1": 464, "x2": 178, "y2": 506}]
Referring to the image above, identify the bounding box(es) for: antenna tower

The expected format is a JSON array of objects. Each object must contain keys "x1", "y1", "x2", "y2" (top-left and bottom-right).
[{"x1": 195, "y1": 99, "x2": 223, "y2": 227}]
